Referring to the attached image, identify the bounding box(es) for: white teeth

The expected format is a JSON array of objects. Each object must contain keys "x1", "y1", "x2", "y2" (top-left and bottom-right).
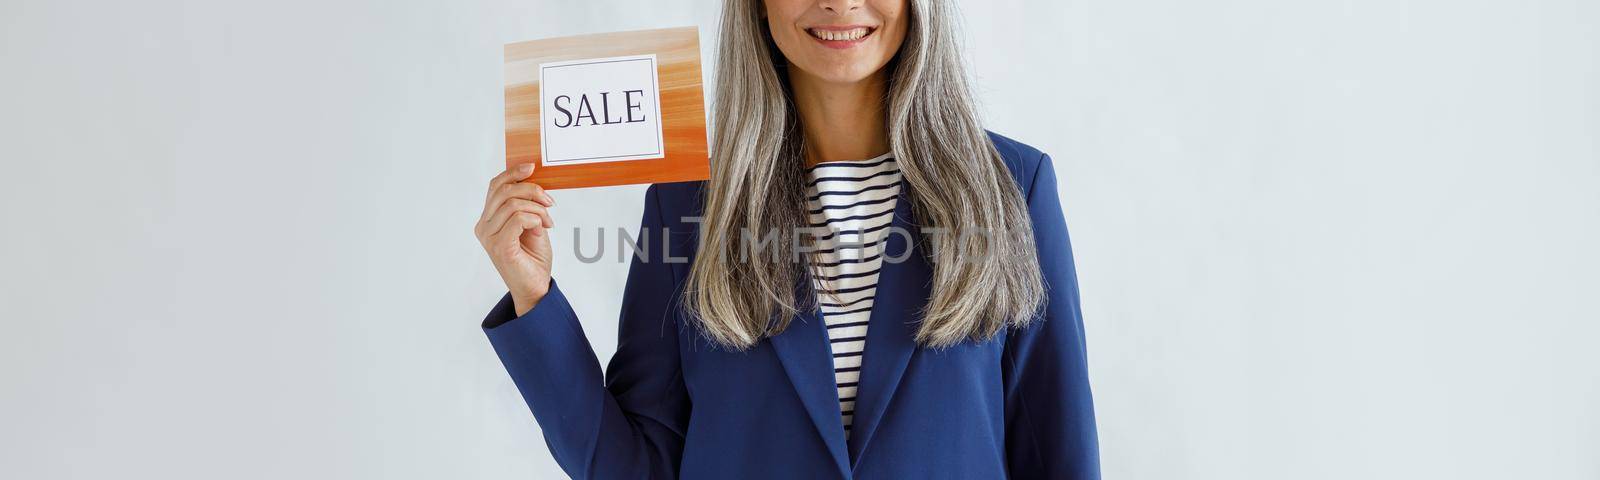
[{"x1": 810, "y1": 27, "x2": 869, "y2": 41}]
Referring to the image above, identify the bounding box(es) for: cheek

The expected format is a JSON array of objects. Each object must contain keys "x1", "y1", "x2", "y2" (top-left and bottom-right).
[
  {"x1": 765, "y1": 14, "x2": 805, "y2": 51},
  {"x1": 875, "y1": 5, "x2": 910, "y2": 54},
  {"x1": 766, "y1": 25, "x2": 805, "y2": 66},
  {"x1": 764, "y1": 3, "x2": 806, "y2": 41},
  {"x1": 874, "y1": 0, "x2": 910, "y2": 27},
  {"x1": 877, "y1": 26, "x2": 908, "y2": 62}
]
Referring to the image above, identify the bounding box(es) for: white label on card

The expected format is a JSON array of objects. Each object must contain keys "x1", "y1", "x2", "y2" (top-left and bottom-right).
[{"x1": 538, "y1": 54, "x2": 665, "y2": 165}]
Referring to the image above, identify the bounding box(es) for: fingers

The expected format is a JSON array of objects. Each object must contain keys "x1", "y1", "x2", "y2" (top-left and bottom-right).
[
  {"x1": 488, "y1": 163, "x2": 535, "y2": 193},
  {"x1": 480, "y1": 198, "x2": 554, "y2": 241},
  {"x1": 490, "y1": 212, "x2": 550, "y2": 249},
  {"x1": 481, "y1": 178, "x2": 555, "y2": 223},
  {"x1": 482, "y1": 163, "x2": 542, "y2": 216}
]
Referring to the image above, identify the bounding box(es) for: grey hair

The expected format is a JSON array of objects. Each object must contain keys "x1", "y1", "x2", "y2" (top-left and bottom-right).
[{"x1": 684, "y1": 0, "x2": 1044, "y2": 349}]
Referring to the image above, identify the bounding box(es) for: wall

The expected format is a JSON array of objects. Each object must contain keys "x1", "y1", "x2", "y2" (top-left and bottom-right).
[{"x1": 1, "y1": 0, "x2": 1595, "y2": 478}]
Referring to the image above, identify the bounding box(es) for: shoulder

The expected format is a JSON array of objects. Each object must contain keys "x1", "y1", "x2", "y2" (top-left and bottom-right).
[
  {"x1": 641, "y1": 180, "x2": 708, "y2": 230},
  {"x1": 986, "y1": 130, "x2": 1052, "y2": 199}
]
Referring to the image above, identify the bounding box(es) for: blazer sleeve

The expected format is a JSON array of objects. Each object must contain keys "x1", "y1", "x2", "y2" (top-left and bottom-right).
[
  {"x1": 482, "y1": 184, "x2": 688, "y2": 479},
  {"x1": 1003, "y1": 153, "x2": 1102, "y2": 479}
]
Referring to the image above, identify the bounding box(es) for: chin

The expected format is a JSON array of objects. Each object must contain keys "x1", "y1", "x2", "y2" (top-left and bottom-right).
[{"x1": 798, "y1": 62, "x2": 881, "y2": 85}]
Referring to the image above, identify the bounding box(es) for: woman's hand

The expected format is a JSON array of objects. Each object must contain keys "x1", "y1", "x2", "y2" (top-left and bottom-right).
[{"x1": 476, "y1": 163, "x2": 557, "y2": 316}]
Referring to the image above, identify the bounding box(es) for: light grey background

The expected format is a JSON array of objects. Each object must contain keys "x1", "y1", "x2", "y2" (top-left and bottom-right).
[{"x1": 2, "y1": 0, "x2": 1596, "y2": 478}]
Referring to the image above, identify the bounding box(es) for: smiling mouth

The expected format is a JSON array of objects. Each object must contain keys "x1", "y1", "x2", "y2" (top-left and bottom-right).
[{"x1": 807, "y1": 26, "x2": 876, "y2": 43}]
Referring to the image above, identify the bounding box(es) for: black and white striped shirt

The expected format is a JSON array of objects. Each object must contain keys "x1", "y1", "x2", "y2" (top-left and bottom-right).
[{"x1": 804, "y1": 152, "x2": 901, "y2": 438}]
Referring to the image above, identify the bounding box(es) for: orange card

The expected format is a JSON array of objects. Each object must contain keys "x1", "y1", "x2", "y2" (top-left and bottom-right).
[{"x1": 505, "y1": 27, "x2": 711, "y2": 190}]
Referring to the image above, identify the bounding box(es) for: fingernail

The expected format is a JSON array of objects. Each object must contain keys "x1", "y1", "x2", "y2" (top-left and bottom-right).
[{"x1": 517, "y1": 163, "x2": 534, "y2": 173}]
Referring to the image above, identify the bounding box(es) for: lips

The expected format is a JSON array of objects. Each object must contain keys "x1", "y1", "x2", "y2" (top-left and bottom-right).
[{"x1": 806, "y1": 26, "x2": 877, "y2": 47}]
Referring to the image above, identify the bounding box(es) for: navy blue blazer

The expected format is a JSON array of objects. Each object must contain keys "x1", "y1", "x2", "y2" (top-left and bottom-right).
[{"x1": 483, "y1": 132, "x2": 1099, "y2": 479}]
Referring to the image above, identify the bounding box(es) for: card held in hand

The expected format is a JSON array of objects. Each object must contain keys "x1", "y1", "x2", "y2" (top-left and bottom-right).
[{"x1": 505, "y1": 27, "x2": 711, "y2": 189}]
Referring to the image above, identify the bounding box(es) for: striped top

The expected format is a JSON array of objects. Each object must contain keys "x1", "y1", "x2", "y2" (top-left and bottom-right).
[{"x1": 804, "y1": 152, "x2": 901, "y2": 438}]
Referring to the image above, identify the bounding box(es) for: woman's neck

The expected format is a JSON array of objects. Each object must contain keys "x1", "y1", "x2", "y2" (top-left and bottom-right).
[{"x1": 788, "y1": 69, "x2": 891, "y2": 168}]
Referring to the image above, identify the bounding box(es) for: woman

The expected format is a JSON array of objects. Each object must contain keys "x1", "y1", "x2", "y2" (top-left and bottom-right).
[{"x1": 474, "y1": 0, "x2": 1099, "y2": 478}]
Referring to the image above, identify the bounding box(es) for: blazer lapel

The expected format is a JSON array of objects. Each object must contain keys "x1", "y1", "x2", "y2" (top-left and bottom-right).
[
  {"x1": 769, "y1": 298, "x2": 853, "y2": 478},
  {"x1": 767, "y1": 179, "x2": 926, "y2": 476},
  {"x1": 684, "y1": 183, "x2": 849, "y2": 477},
  {"x1": 846, "y1": 185, "x2": 926, "y2": 468}
]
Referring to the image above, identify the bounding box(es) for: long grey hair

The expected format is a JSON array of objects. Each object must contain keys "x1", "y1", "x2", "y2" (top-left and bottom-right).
[{"x1": 684, "y1": 0, "x2": 1044, "y2": 349}]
